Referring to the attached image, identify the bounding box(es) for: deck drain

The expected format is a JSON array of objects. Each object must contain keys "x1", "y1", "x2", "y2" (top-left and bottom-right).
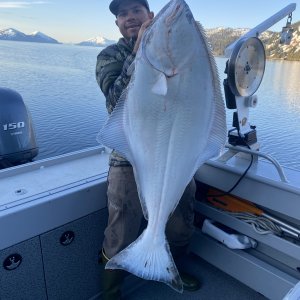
[{"x1": 15, "y1": 189, "x2": 27, "y2": 195}]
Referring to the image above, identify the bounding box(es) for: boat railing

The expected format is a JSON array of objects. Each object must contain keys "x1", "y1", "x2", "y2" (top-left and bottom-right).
[{"x1": 224, "y1": 144, "x2": 289, "y2": 183}]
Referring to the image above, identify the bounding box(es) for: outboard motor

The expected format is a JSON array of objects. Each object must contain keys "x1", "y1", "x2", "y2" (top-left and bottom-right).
[{"x1": 0, "y1": 87, "x2": 38, "y2": 168}]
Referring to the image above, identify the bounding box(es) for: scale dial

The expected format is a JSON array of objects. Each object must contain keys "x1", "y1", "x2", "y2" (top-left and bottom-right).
[{"x1": 228, "y1": 37, "x2": 266, "y2": 97}]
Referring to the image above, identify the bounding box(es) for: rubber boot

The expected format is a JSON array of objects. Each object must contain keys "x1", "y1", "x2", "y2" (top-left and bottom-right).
[
  {"x1": 170, "y1": 245, "x2": 201, "y2": 292},
  {"x1": 179, "y1": 272, "x2": 201, "y2": 292},
  {"x1": 101, "y1": 250, "x2": 127, "y2": 300}
]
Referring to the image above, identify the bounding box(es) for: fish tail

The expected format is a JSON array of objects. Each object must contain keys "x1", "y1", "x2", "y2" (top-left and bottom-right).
[{"x1": 105, "y1": 229, "x2": 183, "y2": 292}]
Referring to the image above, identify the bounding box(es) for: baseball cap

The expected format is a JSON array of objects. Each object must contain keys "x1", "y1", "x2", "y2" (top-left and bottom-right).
[{"x1": 109, "y1": 0, "x2": 150, "y2": 16}]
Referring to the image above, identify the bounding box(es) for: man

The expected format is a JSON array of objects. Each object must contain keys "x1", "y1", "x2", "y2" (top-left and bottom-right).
[{"x1": 96, "y1": 0, "x2": 200, "y2": 298}]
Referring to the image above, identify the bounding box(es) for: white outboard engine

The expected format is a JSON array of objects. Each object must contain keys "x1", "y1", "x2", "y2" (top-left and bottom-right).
[{"x1": 0, "y1": 87, "x2": 38, "y2": 168}]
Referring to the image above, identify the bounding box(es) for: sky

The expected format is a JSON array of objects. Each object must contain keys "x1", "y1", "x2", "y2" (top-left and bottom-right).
[{"x1": 0, "y1": 0, "x2": 300, "y2": 43}]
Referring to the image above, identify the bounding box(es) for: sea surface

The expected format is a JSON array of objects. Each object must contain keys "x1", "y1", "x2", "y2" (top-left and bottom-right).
[{"x1": 1, "y1": 40, "x2": 300, "y2": 171}]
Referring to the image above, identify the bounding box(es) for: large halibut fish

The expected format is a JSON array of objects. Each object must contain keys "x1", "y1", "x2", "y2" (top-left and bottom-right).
[{"x1": 98, "y1": 0, "x2": 226, "y2": 292}]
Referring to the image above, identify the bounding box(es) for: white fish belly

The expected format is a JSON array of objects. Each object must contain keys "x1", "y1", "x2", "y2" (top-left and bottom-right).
[{"x1": 126, "y1": 57, "x2": 215, "y2": 225}]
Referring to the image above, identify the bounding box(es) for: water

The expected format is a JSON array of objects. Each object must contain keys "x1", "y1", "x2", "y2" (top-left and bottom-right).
[
  {"x1": 1, "y1": 40, "x2": 300, "y2": 171},
  {"x1": 1, "y1": 41, "x2": 107, "y2": 159}
]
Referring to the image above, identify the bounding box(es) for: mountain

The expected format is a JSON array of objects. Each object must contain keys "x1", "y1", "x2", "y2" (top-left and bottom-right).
[
  {"x1": 28, "y1": 31, "x2": 59, "y2": 44},
  {"x1": 76, "y1": 36, "x2": 115, "y2": 47},
  {"x1": 0, "y1": 28, "x2": 60, "y2": 44},
  {"x1": 263, "y1": 21, "x2": 300, "y2": 60},
  {"x1": 205, "y1": 21, "x2": 300, "y2": 60},
  {"x1": 1, "y1": 24, "x2": 300, "y2": 60},
  {"x1": 0, "y1": 28, "x2": 28, "y2": 42}
]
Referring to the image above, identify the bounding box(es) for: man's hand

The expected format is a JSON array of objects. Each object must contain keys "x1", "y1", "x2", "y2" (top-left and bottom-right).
[{"x1": 133, "y1": 19, "x2": 153, "y2": 54}]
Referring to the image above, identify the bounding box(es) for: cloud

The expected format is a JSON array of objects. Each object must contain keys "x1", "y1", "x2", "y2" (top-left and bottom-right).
[{"x1": 0, "y1": 1, "x2": 49, "y2": 8}]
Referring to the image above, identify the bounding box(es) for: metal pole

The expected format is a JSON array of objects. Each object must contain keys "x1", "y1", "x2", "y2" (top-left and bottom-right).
[{"x1": 225, "y1": 3, "x2": 297, "y2": 57}]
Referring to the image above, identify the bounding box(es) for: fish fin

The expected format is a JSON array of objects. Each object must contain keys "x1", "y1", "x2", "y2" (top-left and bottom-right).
[
  {"x1": 194, "y1": 20, "x2": 227, "y2": 166},
  {"x1": 96, "y1": 89, "x2": 133, "y2": 163},
  {"x1": 195, "y1": 21, "x2": 203, "y2": 32},
  {"x1": 105, "y1": 229, "x2": 183, "y2": 293},
  {"x1": 151, "y1": 72, "x2": 168, "y2": 96},
  {"x1": 195, "y1": 71, "x2": 226, "y2": 167}
]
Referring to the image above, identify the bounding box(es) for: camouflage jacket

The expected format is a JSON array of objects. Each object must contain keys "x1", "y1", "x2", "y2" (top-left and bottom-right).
[{"x1": 96, "y1": 38, "x2": 136, "y2": 167}]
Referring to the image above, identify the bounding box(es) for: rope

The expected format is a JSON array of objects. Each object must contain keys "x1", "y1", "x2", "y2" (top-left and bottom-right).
[{"x1": 228, "y1": 212, "x2": 283, "y2": 236}]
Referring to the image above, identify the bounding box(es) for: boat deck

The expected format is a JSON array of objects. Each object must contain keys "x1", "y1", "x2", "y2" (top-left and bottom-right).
[
  {"x1": 0, "y1": 146, "x2": 109, "y2": 210},
  {"x1": 122, "y1": 253, "x2": 267, "y2": 300}
]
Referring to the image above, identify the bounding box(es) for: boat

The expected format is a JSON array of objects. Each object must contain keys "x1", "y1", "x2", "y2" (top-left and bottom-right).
[{"x1": 1, "y1": 3, "x2": 299, "y2": 300}]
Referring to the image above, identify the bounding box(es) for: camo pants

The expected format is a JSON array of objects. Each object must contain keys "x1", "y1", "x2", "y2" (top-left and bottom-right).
[{"x1": 103, "y1": 165, "x2": 196, "y2": 259}]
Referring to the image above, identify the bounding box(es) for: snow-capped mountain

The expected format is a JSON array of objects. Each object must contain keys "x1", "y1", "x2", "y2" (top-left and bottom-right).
[
  {"x1": 0, "y1": 28, "x2": 60, "y2": 44},
  {"x1": 205, "y1": 21, "x2": 300, "y2": 60},
  {"x1": 76, "y1": 36, "x2": 115, "y2": 47},
  {"x1": 1, "y1": 24, "x2": 299, "y2": 60},
  {"x1": 28, "y1": 31, "x2": 59, "y2": 44},
  {"x1": 0, "y1": 28, "x2": 28, "y2": 41}
]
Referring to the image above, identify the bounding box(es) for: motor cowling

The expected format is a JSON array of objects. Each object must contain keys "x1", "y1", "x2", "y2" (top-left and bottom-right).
[{"x1": 0, "y1": 87, "x2": 38, "y2": 167}]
